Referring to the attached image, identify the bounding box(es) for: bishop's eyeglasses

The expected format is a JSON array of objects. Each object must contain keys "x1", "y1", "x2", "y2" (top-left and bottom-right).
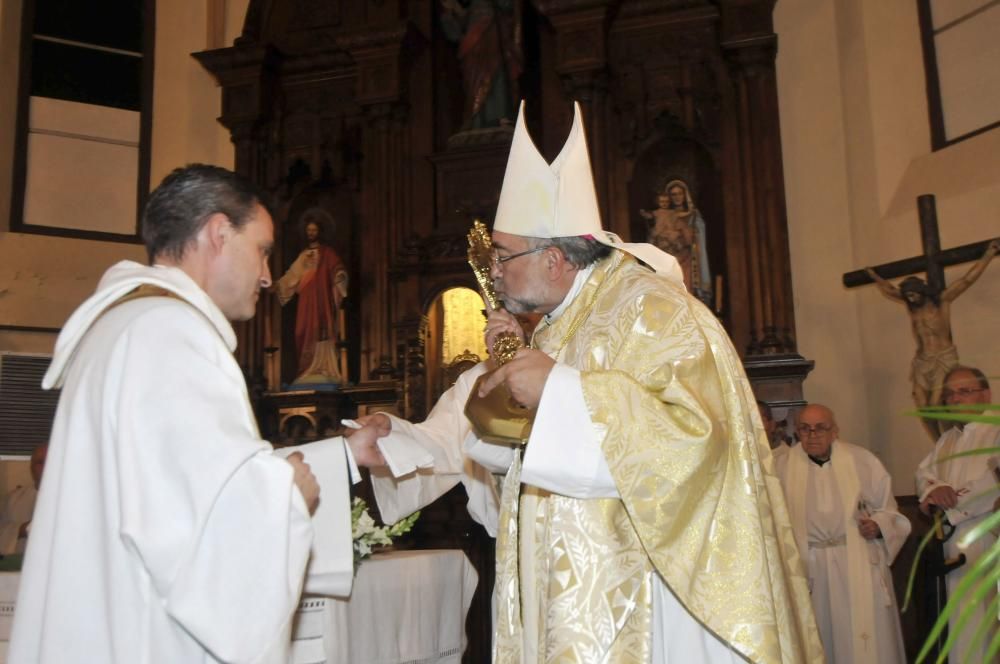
[{"x1": 490, "y1": 246, "x2": 549, "y2": 266}]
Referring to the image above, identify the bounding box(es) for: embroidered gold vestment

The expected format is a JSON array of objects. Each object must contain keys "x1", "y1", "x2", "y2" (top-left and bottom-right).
[{"x1": 493, "y1": 252, "x2": 823, "y2": 663}]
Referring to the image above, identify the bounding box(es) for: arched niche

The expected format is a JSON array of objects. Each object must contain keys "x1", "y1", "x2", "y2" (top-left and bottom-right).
[
  {"x1": 423, "y1": 286, "x2": 488, "y2": 405},
  {"x1": 270, "y1": 180, "x2": 360, "y2": 389},
  {"x1": 627, "y1": 123, "x2": 724, "y2": 316}
]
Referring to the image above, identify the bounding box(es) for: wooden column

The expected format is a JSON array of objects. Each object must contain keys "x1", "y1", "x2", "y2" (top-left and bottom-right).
[
  {"x1": 719, "y1": 0, "x2": 796, "y2": 356},
  {"x1": 339, "y1": 25, "x2": 413, "y2": 379},
  {"x1": 536, "y1": 1, "x2": 614, "y2": 223},
  {"x1": 194, "y1": 44, "x2": 281, "y2": 385},
  {"x1": 717, "y1": 0, "x2": 813, "y2": 402}
]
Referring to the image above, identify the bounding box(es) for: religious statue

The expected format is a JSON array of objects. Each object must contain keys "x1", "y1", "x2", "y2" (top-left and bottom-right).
[
  {"x1": 276, "y1": 208, "x2": 348, "y2": 385},
  {"x1": 866, "y1": 238, "x2": 999, "y2": 438},
  {"x1": 440, "y1": 0, "x2": 522, "y2": 130},
  {"x1": 640, "y1": 179, "x2": 712, "y2": 305}
]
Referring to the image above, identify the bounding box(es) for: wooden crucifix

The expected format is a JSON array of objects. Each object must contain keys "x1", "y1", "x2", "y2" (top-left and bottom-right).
[{"x1": 843, "y1": 194, "x2": 999, "y2": 440}]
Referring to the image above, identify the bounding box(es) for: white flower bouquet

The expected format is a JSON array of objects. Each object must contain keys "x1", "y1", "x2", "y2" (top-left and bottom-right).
[{"x1": 351, "y1": 497, "x2": 419, "y2": 568}]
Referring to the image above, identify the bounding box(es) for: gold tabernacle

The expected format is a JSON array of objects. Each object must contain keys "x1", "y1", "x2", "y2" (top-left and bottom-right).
[{"x1": 464, "y1": 220, "x2": 536, "y2": 444}]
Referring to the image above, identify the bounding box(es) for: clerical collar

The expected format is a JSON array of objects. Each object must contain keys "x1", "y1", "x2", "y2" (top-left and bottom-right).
[
  {"x1": 544, "y1": 263, "x2": 596, "y2": 324},
  {"x1": 808, "y1": 452, "x2": 832, "y2": 467}
]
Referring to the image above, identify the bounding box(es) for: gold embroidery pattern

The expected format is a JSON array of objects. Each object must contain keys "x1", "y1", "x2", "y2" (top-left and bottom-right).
[{"x1": 496, "y1": 252, "x2": 823, "y2": 663}]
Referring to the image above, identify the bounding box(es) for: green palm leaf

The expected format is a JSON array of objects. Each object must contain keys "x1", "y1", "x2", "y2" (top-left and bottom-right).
[
  {"x1": 924, "y1": 557, "x2": 1000, "y2": 663},
  {"x1": 906, "y1": 406, "x2": 1000, "y2": 426},
  {"x1": 915, "y1": 542, "x2": 1000, "y2": 663},
  {"x1": 967, "y1": 592, "x2": 1000, "y2": 664}
]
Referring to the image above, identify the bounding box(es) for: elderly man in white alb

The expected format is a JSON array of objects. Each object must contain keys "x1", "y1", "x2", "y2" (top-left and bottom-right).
[
  {"x1": 916, "y1": 365, "x2": 1000, "y2": 664},
  {"x1": 777, "y1": 404, "x2": 910, "y2": 663},
  {"x1": 9, "y1": 165, "x2": 384, "y2": 664},
  {"x1": 366, "y1": 101, "x2": 823, "y2": 663}
]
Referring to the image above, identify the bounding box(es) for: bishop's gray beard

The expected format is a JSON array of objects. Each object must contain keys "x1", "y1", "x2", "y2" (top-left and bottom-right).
[
  {"x1": 494, "y1": 280, "x2": 546, "y2": 314},
  {"x1": 500, "y1": 295, "x2": 542, "y2": 314}
]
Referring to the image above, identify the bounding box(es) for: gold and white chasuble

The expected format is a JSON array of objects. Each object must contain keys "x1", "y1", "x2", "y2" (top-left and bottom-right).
[{"x1": 493, "y1": 252, "x2": 823, "y2": 663}]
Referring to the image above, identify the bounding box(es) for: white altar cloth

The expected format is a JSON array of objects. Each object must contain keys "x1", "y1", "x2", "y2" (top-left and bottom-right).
[
  {"x1": 0, "y1": 549, "x2": 477, "y2": 664},
  {"x1": 292, "y1": 548, "x2": 478, "y2": 664},
  {"x1": 0, "y1": 573, "x2": 15, "y2": 663}
]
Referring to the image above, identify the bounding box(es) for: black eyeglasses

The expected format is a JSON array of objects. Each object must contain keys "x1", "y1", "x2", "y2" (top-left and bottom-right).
[
  {"x1": 490, "y1": 246, "x2": 549, "y2": 266},
  {"x1": 942, "y1": 387, "x2": 985, "y2": 400},
  {"x1": 796, "y1": 423, "x2": 834, "y2": 436}
]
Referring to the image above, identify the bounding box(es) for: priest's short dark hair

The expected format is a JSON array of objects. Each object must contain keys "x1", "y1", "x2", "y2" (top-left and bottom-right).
[{"x1": 141, "y1": 164, "x2": 269, "y2": 264}]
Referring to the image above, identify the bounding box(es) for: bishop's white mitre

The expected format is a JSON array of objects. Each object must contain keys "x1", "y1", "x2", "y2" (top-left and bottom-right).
[{"x1": 493, "y1": 100, "x2": 683, "y2": 283}]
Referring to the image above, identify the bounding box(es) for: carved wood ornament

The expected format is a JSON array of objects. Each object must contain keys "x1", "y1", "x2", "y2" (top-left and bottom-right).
[{"x1": 196, "y1": 0, "x2": 810, "y2": 409}]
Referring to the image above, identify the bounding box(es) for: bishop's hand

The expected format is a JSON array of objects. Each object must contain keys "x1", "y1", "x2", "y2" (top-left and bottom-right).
[
  {"x1": 355, "y1": 413, "x2": 392, "y2": 437},
  {"x1": 478, "y1": 348, "x2": 555, "y2": 410},
  {"x1": 345, "y1": 421, "x2": 387, "y2": 468},
  {"x1": 484, "y1": 308, "x2": 525, "y2": 356}
]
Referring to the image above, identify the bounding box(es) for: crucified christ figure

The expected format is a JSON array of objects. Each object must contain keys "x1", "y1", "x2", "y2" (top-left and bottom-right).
[{"x1": 866, "y1": 238, "x2": 999, "y2": 438}]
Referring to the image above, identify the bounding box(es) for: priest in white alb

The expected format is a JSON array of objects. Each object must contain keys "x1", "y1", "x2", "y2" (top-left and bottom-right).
[
  {"x1": 9, "y1": 165, "x2": 383, "y2": 664},
  {"x1": 777, "y1": 403, "x2": 910, "y2": 664}
]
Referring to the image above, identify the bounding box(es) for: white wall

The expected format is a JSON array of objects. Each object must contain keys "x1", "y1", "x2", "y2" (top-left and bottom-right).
[
  {"x1": 0, "y1": 0, "x2": 249, "y2": 478},
  {"x1": 0, "y1": 0, "x2": 248, "y2": 343},
  {"x1": 776, "y1": 0, "x2": 1000, "y2": 489}
]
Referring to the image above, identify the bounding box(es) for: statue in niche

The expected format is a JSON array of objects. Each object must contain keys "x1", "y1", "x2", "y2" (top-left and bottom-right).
[
  {"x1": 276, "y1": 208, "x2": 348, "y2": 385},
  {"x1": 440, "y1": 0, "x2": 522, "y2": 130},
  {"x1": 865, "y1": 238, "x2": 999, "y2": 436},
  {"x1": 640, "y1": 179, "x2": 712, "y2": 305}
]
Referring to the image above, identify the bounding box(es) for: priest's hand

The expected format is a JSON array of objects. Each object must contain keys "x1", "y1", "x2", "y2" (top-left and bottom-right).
[
  {"x1": 485, "y1": 309, "x2": 525, "y2": 354},
  {"x1": 287, "y1": 452, "x2": 320, "y2": 515},
  {"x1": 921, "y1": 485, "x2": 960, "y2": 514},
  {"x1": 858, "y1": 517, "x2": 881, "y2": 540},
  {"x1": 478, "y1": 348, "x2": 554, "y2": 409},
  {"x1": 345, "y1": 421, "x2": 387, "y2": 468}
]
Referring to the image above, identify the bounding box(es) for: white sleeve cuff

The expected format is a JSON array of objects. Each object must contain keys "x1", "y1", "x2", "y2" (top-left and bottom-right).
[
  {"x1": 917, "y1": 481, "x2": 953, "y2": 504},
  {"x1": 520, "y1": 364, "x2": 618, "y2": 498},
  {"x1": 465, "y1": 434, "x2": 517, "y2": 475},
  {"x1": 343, "y1": 438, "x2": 362, "y2": 485}
]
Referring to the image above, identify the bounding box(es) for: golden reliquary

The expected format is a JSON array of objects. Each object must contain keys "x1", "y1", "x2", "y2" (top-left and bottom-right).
[{"x1": 463, "y1": 220, "x2": 536, "y2": 445}]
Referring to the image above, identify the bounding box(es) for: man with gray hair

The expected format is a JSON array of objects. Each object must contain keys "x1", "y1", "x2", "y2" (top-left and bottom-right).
[
  {"x1": 777, "y1": 404, "x2": 910, "y2": 663},
  {"x1": 464, "y1": 101, "x2": 822, "y2": 663},
  {"x1": 916, "y1": 365, "x2": 1000, "y2": 663}
]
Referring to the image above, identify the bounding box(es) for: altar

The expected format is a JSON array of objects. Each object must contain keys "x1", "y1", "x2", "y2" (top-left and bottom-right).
[{"x1": 0, "y1": 549, "x2": 477, "y2": 664}]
